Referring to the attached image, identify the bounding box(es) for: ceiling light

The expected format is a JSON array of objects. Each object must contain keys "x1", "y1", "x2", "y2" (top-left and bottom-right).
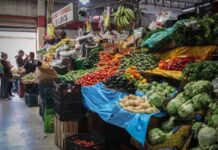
[{"x1": 79, "y1": 0, "x2": 90, "y2": 5}]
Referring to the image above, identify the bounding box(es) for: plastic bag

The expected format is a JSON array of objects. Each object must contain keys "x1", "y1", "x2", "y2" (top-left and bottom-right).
[
  {"x1": 0, "y1": 62, "x2": 4, "y2": 74},
  {"x1": 35, "y1": 67, "x2": 58, "y2": 84},
  {"x1": 143, "y1": 27, "x2": 174, "y2": 51},
  {"x1": 47, "y1": 23, "x2": 55, "y2": 39},
  {"x1": 44, "y1": 109, "x2": 54, "y2": 133}
]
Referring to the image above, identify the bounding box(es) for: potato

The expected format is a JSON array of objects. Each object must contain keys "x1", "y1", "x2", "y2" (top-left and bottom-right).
[{"x1": 141, "y1": 103, "x2": 150, "y2": 109}]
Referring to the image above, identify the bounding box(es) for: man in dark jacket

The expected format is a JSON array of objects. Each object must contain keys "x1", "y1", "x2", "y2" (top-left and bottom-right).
[
  {"x1": 15, "y1": 50, "x2": 26, "y2": 68},
  {"x1": 0, "y1": 52, "x2": 12, "y2": 99},
  {"x1": 24, "y1": 52, "x2": 42, "y2": 74}
]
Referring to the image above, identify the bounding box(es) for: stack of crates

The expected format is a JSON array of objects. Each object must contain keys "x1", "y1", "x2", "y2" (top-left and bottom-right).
[
  {"x1": 53, "y1": 81, "x2": 84, "y2": 121},
  {"x1": 38, "y1": 83, "x2": 54, "y2": 120},
  {"x1": 24, "y1": 83, "x2": 38, "y2": 107}
]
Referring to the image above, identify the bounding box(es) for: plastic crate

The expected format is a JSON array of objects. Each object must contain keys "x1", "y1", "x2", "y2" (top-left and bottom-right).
[
  {"x1": 38, "y1": 83, "x2": 53, "y2": 99},
  {"x1": 25, "y1": 93, "x2": 38, "y2": 107},
  {"x1": 53, "y1": 81, "x2": 81, "y2": 103},
  {"x1": 66, "y1": 134, "x2": 104, "y2": 150},
  {"x1": 54, "y1": 100, "x2": 84, "y2": 121},
  {"x1": 24, "y1": 84, "x2": 38, "y2": 94}
]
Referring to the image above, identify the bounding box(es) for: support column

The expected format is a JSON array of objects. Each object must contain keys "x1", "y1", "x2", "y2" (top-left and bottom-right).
[{"x1": 37, "y1": 0, "x2": 46, "y2": 50}]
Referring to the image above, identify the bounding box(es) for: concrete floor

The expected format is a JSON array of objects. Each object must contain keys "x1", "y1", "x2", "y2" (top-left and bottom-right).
[{"x1": 0, "y1": 95, "x2": 60, "y2": 150}]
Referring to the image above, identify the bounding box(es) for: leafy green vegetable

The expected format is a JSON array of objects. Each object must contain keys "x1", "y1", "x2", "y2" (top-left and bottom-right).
[
  {"x1": 198, "y1": 126, "x2": 216, "y2": 150},
  {"x1": 192, "y1": 93, "x2": 213, "y2": 110},
  {"x1": 178, "y1": 100, "x2": 194, "y2": 118},
  {"x1": 172, "y1": 15, "x2": 218, "y2": 46},
  {"x1": 192, "y1": 122, "x2": 203, "y2": 138},
  {"x1": 184, "y1": 80, "x2": 214, "y2": 98},
  {"x1": 161, "y1": 117, "x2": 175, "y2": 132},
  {"x1": 207, "y1": 114, "x2": 218, "y2": 128},
  {"x1": 149, "y1": 92, "x2": 164, "y2": 108},
  {"x1": 148, "y1": 128, "x2": 172, "y2": 145},
  {"x1": 182, "y1": 61, "x2": 218, "y2": 82}
]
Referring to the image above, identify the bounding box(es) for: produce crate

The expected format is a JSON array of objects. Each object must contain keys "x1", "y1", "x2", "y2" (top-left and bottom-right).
[
  {"x1": 66, "y1": 134, "x2": 105, "y2": 150},
  {"x1": 54, "y1": 100, "x2": 84, "y2": 121},
  {"x1": 44, "y1": 109, "x2": 54, "y2": 133},
  {"x1": 54, "y1": 116, "x2": 78, "y2": 149},
  {"x1": 38, "y1": 83, "x2": 53, "y2": 99},
  {"x1": 24, "y1": 83, "x2": 38, "y2": 94},
  {"x1": 25, "y1": 93, "x2": 38, "y2": 107},
  {"x1": 53, "y1": 81, "x2": 81, "y2": 103}
]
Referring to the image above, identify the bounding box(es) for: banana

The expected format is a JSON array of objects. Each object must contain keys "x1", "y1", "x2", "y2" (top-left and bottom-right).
[
  {"x1": 124, "y1": 8, "x2": 135, "y2": 21},
  {"x1": 120, "y1": 5, "x2": 125, "y2": 16},
  {"x1": 122, "y1": 16, "x2": 130, "y2": 27}
]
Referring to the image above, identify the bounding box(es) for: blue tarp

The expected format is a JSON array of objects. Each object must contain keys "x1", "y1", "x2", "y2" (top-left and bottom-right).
[{"x1": 81, "y1": 83, "x2": 166, "y2": 145}]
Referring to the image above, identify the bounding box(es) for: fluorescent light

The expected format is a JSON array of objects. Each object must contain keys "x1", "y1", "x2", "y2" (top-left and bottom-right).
[{"x1": 80, "y1": 0, "x2": 90, "y2": 5}]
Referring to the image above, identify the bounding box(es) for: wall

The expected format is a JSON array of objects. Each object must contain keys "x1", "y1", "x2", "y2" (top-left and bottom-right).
[
  {"x1": 0, "y1": 0, "x2": 37, "y2": 17},
  {"x1": 0, "y1": 31, "x2": 36, "y2": 67}
]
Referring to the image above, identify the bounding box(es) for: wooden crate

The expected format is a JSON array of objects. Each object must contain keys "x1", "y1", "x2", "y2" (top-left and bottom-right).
[{"x1": 54, "y1": 116, "x2": 78, "y2": 150}]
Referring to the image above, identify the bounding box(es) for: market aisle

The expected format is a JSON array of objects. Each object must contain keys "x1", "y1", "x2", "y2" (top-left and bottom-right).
[{"x1": 0, "y1": 95, "x2": 60, "y2": 150}]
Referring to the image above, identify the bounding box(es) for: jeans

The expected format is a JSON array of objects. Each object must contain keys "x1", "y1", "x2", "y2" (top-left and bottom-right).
[
  {"x1": 0, "y1": 76, "x2": 8, "y2": 98},
  {"x1": 13, "y1": 79, "x2": 18, "y2": 93}
]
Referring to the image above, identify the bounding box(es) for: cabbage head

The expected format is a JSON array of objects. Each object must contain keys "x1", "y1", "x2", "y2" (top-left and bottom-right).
[
  {"x1": 148, "y1": 128, "x2": 172, "y2": 145},
  {"x1": 149, "y1": 92, "x2": 164, "y2": 108},
  {"x1": 208, "y1": 114, "x2": 218, "y2": 128},
  {"x1": 178, "y1": 100, "x2": 194, "y2": 118},
  {"x1": 161, "y1": 116, "x2": 175, "y2": 132},
  {"x1": 192, "y1": 93, "x2": 213, "y2": 110},
  {"x1": 198, "y1": 126, "x2": 216, "y2": 150}
]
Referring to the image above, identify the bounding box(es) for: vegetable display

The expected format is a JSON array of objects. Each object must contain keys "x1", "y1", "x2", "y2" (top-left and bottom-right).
[
  {"x1": 137, "y1": 81, "x2": 176, "y2": 100},
  {"x1": 166, "y1": 80, "x2": 214, "y2": 118},
  {"x1": 119, "y1": 52, "x2": 160, "y2": 71},
  {"x1": 76, "y1": 66, "x2": 118, "y2": 86},
  {"x1": 159, "y1": 56, "x2": 197, "y2": 71},
  {"x1": 22, "y1": 73, "x2": 35, "y2": 81},
  {"x1": 172, "y1": 15, "x2": 218, "y2": 46},
  {"x1": 119, "y1": 95, "x2": 159, "y2": 114},
  {"x1": 124, "y1": 66, "x2": 147, "y2": 84},
  {"x1": 104, "y1": 75, "x2": 136, "y2": 94},
  {"x1": 82, "y1": 46, "x2": 103, "y2": 69},
  {"x1": 98, "y1": 52, "x2": 122, "y2": 67},
  {"x1": 58, "y1": 68, "x2": 97, "y2": 81},
  {"x1": 182, "y1": 61, "x2": 218, "y2": 81}
]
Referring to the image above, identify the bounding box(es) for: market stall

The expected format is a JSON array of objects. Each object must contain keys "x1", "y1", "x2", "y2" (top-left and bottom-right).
[{"x1": 29, "y1": 5, "x2": 218, "y2": 150}]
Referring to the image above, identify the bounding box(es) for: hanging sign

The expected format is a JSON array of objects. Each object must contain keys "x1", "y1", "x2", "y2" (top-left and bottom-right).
[{"x1": 52, "y1": 3, "x2": 74, "y2": 26}]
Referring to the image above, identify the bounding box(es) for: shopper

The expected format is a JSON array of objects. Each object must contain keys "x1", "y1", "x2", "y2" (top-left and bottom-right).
[
  {"x1": 15, "y1": 50, "x2": 27, "y2": 68},
  {"x1": 24, "y1": 52, "x2": 42, "y2": 74},
  {"x1": 0, "y1": 52, "x2": 12, "y2": 99},
  {"x1": 6, "y1": 61, "x2": 14, "y2": 97}
]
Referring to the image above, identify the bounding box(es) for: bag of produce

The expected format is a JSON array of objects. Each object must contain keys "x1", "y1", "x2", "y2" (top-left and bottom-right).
[
  {"x1": 142, "y1": 28, "x2": 174, "y2": 51},
  {"x1": 147, "y1": 125, "x2": 191, "y2": 149},
  {"x1": 0, "y1": 62, "x2": 4, "y2": 75},
  {"x1": 35, "y1": 67, "x2": 58, "y2": 84},
  {"x1": 44, "y1": 109, "x2": 54, "y2": 133}
]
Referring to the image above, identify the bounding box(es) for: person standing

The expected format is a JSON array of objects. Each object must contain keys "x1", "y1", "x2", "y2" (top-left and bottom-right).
[
  {"x1": 24, "y1": 52, "x2": 42, "y2": 74},
  {"x1": 15, "y1": 50, "x2": 26, "y2": 68},
  {"x1": 6, "y1": 60, "x2": 14, "y2": 97},
  {"x1": 0, "y1": 52, "x2": 12, "y2": 99},
  {"x1": 14, "y1": 50, "x2": 26, "y2": 93}
]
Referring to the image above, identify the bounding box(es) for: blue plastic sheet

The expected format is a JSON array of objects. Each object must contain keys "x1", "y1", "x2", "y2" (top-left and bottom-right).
[{"x1": 81, "y1": 83, "x2": 166, "y2": 145}]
